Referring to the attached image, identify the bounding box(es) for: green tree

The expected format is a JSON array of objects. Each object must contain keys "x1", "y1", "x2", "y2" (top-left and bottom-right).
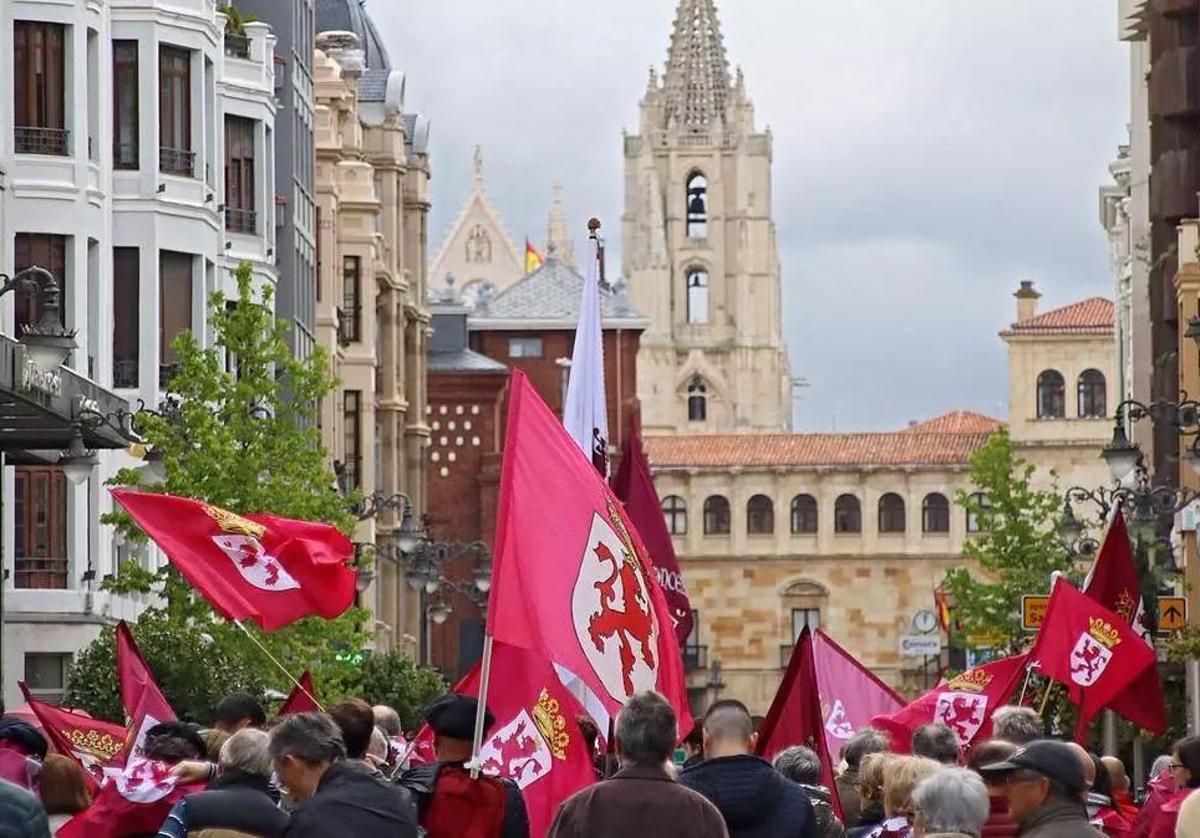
[
  {"x1": 355, "y1": 651, "x2": 448, "y2": 732},
  {"x1": 942, "y1": 427, "x2": 1073, "y2": 643},
  {"x1": 67, "y1": 263, "x2": 376, "y2": 718}
]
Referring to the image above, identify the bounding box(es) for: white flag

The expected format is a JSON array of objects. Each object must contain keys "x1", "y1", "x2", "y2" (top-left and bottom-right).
[{"x1": 563, "y1": 235, "x2": 609, "y2": 476}]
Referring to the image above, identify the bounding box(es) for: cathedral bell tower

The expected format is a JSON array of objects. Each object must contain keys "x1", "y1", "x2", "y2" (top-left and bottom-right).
[{"x1": 622, "y1": 0, "x2": 793, "y2": 433}]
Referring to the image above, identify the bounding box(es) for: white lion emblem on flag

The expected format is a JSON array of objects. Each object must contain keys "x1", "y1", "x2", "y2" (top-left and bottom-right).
[
  {"x1": 1070, "y1": 634, "x2": 1113, "y2": 686},
  {"x1": 934, "y1": 692, "x2": 988, "y2": 746},
  {"x1": 478, "y1": 710, "x2": 553, "y2": 790},
  {"x1": 212, "y1": 535, "x2": 299, "y2": 592},
  {"x1": 824, "y1": 699, "x2": 854, "y2": 740}
]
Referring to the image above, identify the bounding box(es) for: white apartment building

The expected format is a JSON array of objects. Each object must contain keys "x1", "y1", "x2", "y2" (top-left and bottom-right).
[{"x1": 0, "y1": 0, "x2": 276, "y2": 709}]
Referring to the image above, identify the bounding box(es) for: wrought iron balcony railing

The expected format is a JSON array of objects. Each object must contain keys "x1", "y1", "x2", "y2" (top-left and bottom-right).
[
  {"x1": 15, "y1": 126, "x2": 69, "y2": 156},
  {"x1": 159, "y1": 147, "x2": 195, "y2": 177},
  {"x1": 225, "y1": 207, "x2": 257, "y2": 234}
]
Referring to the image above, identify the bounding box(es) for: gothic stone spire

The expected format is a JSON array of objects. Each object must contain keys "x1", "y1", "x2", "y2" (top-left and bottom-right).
[{"x1": 662, "y1": 0, "x2": 731, "y2": 132}]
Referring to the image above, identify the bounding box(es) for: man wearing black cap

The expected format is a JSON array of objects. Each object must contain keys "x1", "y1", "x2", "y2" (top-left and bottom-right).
[
  {"x1": 396, "y1": 693, "x2": 529, "y2": 838},
  {"x1": 978, "y1": 740, "x2": 1103, "y2": 837}
]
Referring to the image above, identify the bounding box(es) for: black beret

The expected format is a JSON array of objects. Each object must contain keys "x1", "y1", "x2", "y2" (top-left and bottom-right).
[
  {"x1": 424, "y1": 694, "x2": 494, "y2": 740},
  {"x1": 0, "y1": 718, "x2": 47, "y2": 760}
]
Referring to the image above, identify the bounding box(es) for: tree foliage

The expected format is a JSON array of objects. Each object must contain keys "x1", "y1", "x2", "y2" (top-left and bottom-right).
[
  {"x1": 942, "y1": 427, "x2": 1074, "y2": 643},
  {"x1": 65, "y1": 263, "x2": 439, "y2": 720},
  {"x1": 355, "y1": 652, "x2": 448, "y2": 733}
]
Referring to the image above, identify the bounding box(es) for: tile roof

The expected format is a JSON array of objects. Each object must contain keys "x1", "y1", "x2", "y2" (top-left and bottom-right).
[
  {"x1": 1002, "y1": 297, "x2": 1114, "y2": 335},
  {"x1": 469, "y1": 256, "x2": 647, "y2": 327},
  {"x1": 903, "y1": 410, "x2": 1002, "y2": 434}
]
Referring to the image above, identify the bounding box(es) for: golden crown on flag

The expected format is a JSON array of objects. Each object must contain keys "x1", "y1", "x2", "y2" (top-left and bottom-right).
[
  {"x1": 947, "y1": 667, "x2": 992, "y2": 693},
  {"x1": 1087, "y1": 617, "x2": 1122, "y2": 650},
  {"x1": 531, "y1": 688, "x2": 570, "y2": 760},
  {"x1": 203, "y1": 504, "x2": 266, "y2": 538},
  {"x1": 65, "y1": 727, "x2": 123, "y2": 761}
]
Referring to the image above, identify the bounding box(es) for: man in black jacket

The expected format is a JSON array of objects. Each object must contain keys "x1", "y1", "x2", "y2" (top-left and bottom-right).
[
  {"x1": 396, "y1": 694, "x2": 529, "y2": 838},
  {"x1": 680, "y1": 700, "x2": 817, "y2": 838},
  {"x1": 269, "y1": 712, "x2": 417, "y2": 838},
  {"x1": 157, "y1": 728, "x2": 288, "y2": 838}
]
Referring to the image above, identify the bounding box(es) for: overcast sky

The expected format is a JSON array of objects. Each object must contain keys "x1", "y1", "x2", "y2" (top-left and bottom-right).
[{"x1": 371, "y1": 1, "x2": 1129, "y2": 431}]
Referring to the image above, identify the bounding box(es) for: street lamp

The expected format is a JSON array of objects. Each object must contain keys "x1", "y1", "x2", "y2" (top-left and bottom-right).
[
  {"x1": 0, "y1": 266, "x2": 77, "y2": 375},
  {"x1": 59, "y1": 428, "x2": 98, "y2": 486},
  {"x1": 1101, "y1": 421, "x2": 1141, "y2": 485}
]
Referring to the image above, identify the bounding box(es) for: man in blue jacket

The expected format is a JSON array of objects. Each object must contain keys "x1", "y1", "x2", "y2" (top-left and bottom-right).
[{"x1": 680, "y1": 700, "x2": 817, "y2": 838}]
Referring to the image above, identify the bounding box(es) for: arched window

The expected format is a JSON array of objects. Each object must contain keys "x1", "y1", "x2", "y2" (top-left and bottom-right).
[
  {"x1": 703, "y1": 495, "x2": 730, "y2": 535},
  {"x1": 662, "y1": 495, "x2": 687, "y2": 536},
  {"x1": 1077, "y1": 369, "x2": 1107, "y2": 418},
  {"x1": 686, "y1": 270, "x2": 709, "y2": 325},
  {"x1": 790, "y1": 494, "x2": 818, "y2": 534},
  {"x1": 922, "y1": 493, "x2": 950, "y2": 534},
  {"x1": 965, "y1": 492, "x2": 990, "y2": 533},
  {"x1": 834, "y1": 494, "x2": 861, "y2": 534},
  {"x1": 1037, "y1": 370, "x2": 1065, "y2": 419},
  {"x1": 686, "y1": 173, "x2": 708, "y2": 238},
  {"x1": 879, "y1": 493, "x2": 906, "y2": 533},
  {"x1": 687, "y1": 377, "x2": 707, "y2": 422},
  {"x1": 747, "y1": 495, "x2": 774, "y2": 535}
]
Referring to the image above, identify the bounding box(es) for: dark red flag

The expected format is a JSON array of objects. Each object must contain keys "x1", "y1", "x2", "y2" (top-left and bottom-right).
[
  {"x1": 611, "y1": 425, "x2": 692, "y2": 646},
  {"x1": 116, "y1": 621, "x2": 176, "y2": 763},
  {"x1": 871, "y1": 652, "x2": 1029, "y2": 752},
  {"x1": 18, "y1": 683, "x2": 125, "y2": 787},
  {"x1": 1080, "y1": 506, "x2": 1166, "y2": 734},
  {"x1": 486, "y1": 370, "x2": 692, "y2": 733},
  {"x1": 57, "y1": 758, "x2": 204, "y2": 838},
  {"x1": 1031, "y1": 578, "x2": 1157, "y2": 740},
  {"x1": 111, "y1": 489, "x2": 356, "y2": 631},
  {"x1": 277, "y1": 670, "x2": 320, "y2": 716}
]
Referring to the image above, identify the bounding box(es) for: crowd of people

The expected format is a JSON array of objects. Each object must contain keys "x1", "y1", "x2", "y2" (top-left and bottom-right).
[{"x1": 1, "y1": 690, "x2": 1199, "y2": 838}]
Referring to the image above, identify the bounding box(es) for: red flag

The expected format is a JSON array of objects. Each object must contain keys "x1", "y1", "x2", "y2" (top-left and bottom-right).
[
  {"x1": 611, "y1": 425, "x2": 692, "y2": 646},
  {"x1": 57, "y1": 758, "x2": 204, "y2": 838},
  {"x1": 111, "y1": 489, "x2": 356, "y2": 631},
  {"x1": 18, "y1": 684, "x2": 125, "y2": 787},
  {"x1": 1080, "y1": 507, "x2": 1166, "y2": 734},
  {"x1": 277, "y1": 671, "x2": 320, "y2": 716},
  {"x1": 486, "y1": 370, "x2": 692, "y2": 732},
  {"x1": 756, "y1": 629, "x2": 843, "y2": 819},
  {"x1": 871, "y1": 652, "x2": 1029, "y2": 752},
  {"x1": 1031, "y1": 578, "x2": 1157, "y2": 741},
  {"x1": 116, "y1": 621, "x2": 176, "y2": 763}
]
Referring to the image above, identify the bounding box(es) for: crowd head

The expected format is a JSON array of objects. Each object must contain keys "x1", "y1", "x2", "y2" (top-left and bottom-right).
[
  {"x1": 979, "y1": 739, "x2": 1088, "y2": 822},
  {"x1": 615, "y1": 690, "x2": 677, "y2": 769},
  {"x1": 911, "y1": 767, "x2": 989, "y2": 838},
  {"x1": 142, "y1": 721, "x2": 206, "y2": 764},
  {"x1": 268, "y1": 711, "x2": 346, "y2": 802},
  {"x1": 911, "y1": 723, "x2": 959, "y2": 765},
  {"x1": 328, "y1": 698, "x2": 376, "y2": 760},
  {"x1": 212, "y1": 691, "x2": 266, "y2": 733},
  {"x1": 989, "y1": 705, "x2": 1043, "y2": 745},
  {"x1": 844, "y1": 727, "x2": 890, "y2": 772},
  {"x1": 701, "y1": 699, "x2": 755, "y2": 759},
  {"x1": 772, "y1": 745, "x2": 822, "y2": 786}
]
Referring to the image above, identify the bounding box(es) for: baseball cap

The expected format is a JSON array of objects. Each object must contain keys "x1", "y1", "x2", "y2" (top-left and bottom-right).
[{"x1": 978, "y1": 740, "x2": 1087, "y2": 793}]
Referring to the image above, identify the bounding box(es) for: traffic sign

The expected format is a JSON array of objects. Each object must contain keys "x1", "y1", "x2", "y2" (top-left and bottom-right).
[
  {"x1": 1159, "y1": 597, "x2": 1187, "y2": 633},
  {"x1": 967, "y1": 632, "x2": 1008, "y2": 648},
  {"x1": 900, "y1": 635, "x2": 943, "y2": 657},
  {"x1": 1022, "y1": 595, "x2": 1049, "y2": 631}
]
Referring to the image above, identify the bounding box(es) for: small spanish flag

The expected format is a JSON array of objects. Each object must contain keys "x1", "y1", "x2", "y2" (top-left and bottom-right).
[
  {"x1": 525, "y1": 238, "x2": 545, "y2": 274},
  {"x1": 934, "y1": 587, "x2": 952, "y2": 632}
]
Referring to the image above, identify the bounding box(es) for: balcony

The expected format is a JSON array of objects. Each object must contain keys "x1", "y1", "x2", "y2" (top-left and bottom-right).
[
  {"x1": 224, "y1": 32, "x2": 250, "y2": 59},
  {"x1": 159, "y1": 147, "x2": 195, "y2": 177},
  {"x1": 225, "y1": 207, "x2": 257, "y2": 234},
  {"x1": 15, "y1": 127, "x2": 69, "y2": 156},
  {"x1": 113, "y1": 358, "x2": 139, "y2": 389},
  {"x1": 114, "y1": 142, "x2": 139, "y2": 170},
  {"x1": 14, "y1": 557, "x2": 68, "y2": 590},
  {"x1": 683, "y1": 644, "x2": 708, "y2": 671}
]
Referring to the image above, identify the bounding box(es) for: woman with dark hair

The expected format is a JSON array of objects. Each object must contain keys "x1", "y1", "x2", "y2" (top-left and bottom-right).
[{"x1": 1148, "y1": 736, "x2": 1200, "y2": 838}]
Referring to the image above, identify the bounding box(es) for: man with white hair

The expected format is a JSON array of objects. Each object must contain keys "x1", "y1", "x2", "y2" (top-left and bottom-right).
[
  {"x1": 990, "y1": 706, "x2": 1043, "y2": 746},
  {"x1": 911, "y1": 768, "x2": 989, "y2": 838},
  {"x1": 157, "y1": 727, "x2": 289, "y2": 838}
]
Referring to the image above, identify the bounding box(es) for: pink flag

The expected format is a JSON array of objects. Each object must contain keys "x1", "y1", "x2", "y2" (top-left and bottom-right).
[
  {"x1": 486, "y1": 370, "x2": 692, "y2": 732},
  {"x1": 116, "y1": 621, "x2": 176, "y2": 763},
  {"x1": 811, "y1": 630, "x2": 904, "y2": 761}
]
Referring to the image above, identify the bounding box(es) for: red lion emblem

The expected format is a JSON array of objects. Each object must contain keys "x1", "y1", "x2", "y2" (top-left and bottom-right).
[
  {"x1": 587, "y1": 541, "x2": 656, "y2": 697},
  {"x1": 481, "y1": 718, "x2": 543, "y2": 784}
]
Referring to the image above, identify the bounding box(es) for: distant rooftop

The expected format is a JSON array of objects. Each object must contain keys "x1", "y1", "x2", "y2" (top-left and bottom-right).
[{"x1": 1002, "y1": 297, "x2": 1114, "y2": 336}]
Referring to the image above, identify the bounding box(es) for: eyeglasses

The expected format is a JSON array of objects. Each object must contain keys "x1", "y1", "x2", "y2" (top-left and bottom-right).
[{"x1": 1170, "y1": 761, "x2": 1186, "y2": 770}]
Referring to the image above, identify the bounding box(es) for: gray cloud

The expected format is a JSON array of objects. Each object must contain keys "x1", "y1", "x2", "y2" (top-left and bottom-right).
[{"x1": 370, "y1": 0, "x2": 1128, "y2": 430}]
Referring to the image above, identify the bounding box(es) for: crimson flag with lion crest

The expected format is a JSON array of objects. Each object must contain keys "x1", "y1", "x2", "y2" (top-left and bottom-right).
[
  {"x1": 486, "y1": 370, "x2": 692, "y2": 732},
  {"x1": 111, "y1": 488, "x2": 356, "y2": 631},
  {"x1": 871, "y1": 651, "x2": 1029, "y2": 753},
  {"x1": 18, "y1": 684, "x2": 125, "y2": 788},
  {"x1": 1032, "y1": 577, "x2": 1157, "y2": 741}
]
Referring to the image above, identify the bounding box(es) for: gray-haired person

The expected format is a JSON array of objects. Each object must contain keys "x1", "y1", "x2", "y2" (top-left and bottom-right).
[
  {"x1": 269, "y1": 712, "x2": 417, "y2": 838},
  {"x1": 156, "y1": 728, "x2": 289, "y2": 838},
  {"x1": 838, "y1": 727, "x2": 890, "y2": 827},
  {"x1": 990, "y1": 706, "x2": 1044, "y2": 746},
  {"x1": 549, "y1": 691, "x2": 728, "y2": 838},
  {"x1": 774, "y1": 745, "x2": 846, "y2": 838},
  {"x1": 911, "y1": 768, "x2": 990, "y2": 838}
]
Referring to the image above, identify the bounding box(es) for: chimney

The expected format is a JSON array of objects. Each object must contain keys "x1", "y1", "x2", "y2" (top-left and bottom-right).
[{"x1": 1015, "y1": 280, "x2": 1041, "y2": 322}]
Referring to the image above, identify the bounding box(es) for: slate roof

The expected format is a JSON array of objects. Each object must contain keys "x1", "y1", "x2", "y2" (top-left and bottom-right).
[
  {"x1": 315, "y1": 0, "x2": 391, "y2": 70},
  {"x1": 427, "y1": 349, "x2": 507, "y2": 374},
  {"x1": 469, "y1": 256, "x2": 647, "y2": 327},
  {"x1": 1001, "y1": 297, "x2": 1114, "y2": 336},
  {"x1": 903, "y1": 410, "x2": 1002, "y2": 435},
  {"x1": 357, "y1": 69, "x2": 390, "y2": 102}
]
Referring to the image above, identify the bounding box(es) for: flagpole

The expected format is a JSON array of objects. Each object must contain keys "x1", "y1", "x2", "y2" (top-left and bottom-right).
[
  {"x1": 1017, "y1": 661, "x2": 1037, "y2": 705},
  {"x1": 467, "y1": 634, "x2": 495, "y2": 779},
  {"x1": 233, "y1": 620, "x2": 324, "y2": 712}
]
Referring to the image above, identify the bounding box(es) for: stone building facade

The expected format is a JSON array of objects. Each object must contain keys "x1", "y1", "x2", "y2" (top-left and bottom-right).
[
  {"x1": 312, "y1": 9, "x2": 431, "y2": 655},
  {"x1": 622, "y1": 0, "x2": 792, "y2": 434}
]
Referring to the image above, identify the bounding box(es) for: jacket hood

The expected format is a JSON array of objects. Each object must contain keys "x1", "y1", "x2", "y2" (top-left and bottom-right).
[{"x1": 681, "y1": 754, "x2": 795, "y2": 829}]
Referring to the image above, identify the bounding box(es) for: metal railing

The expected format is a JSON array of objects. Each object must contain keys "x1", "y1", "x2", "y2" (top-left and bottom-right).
[
  {"x1": 683, "y1": 645, "x2": 708, "y2": 671},
  {"x1": 114, "y1": 142, "x2": 139, "y2": 170},
  {"x1": 225, "y1": 207, "x2": 257, "y2": 234},
  {"x1": 113, "y1": 358, "x2": 139, "y2": 389},
  {"x1": 14, "y1": 557, "x2": 68, "y2": 590},
  {"x1": 224, "y1": 32, "x2": 250, "y2": 59},
  {"x1": 159, "y1": 147, "x2": 194, "y2": 177},
  {"x1": 338, "y1": 306, "x2": 361, "y2": 345},
  {"x1": 15, "y1": 126, "x2": 69, "y2": 156}
]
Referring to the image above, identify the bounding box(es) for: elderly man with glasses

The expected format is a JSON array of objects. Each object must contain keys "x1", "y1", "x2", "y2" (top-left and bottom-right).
[{"x1": 978, "y1": 741, "x2": 1102, "y2": 837}]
